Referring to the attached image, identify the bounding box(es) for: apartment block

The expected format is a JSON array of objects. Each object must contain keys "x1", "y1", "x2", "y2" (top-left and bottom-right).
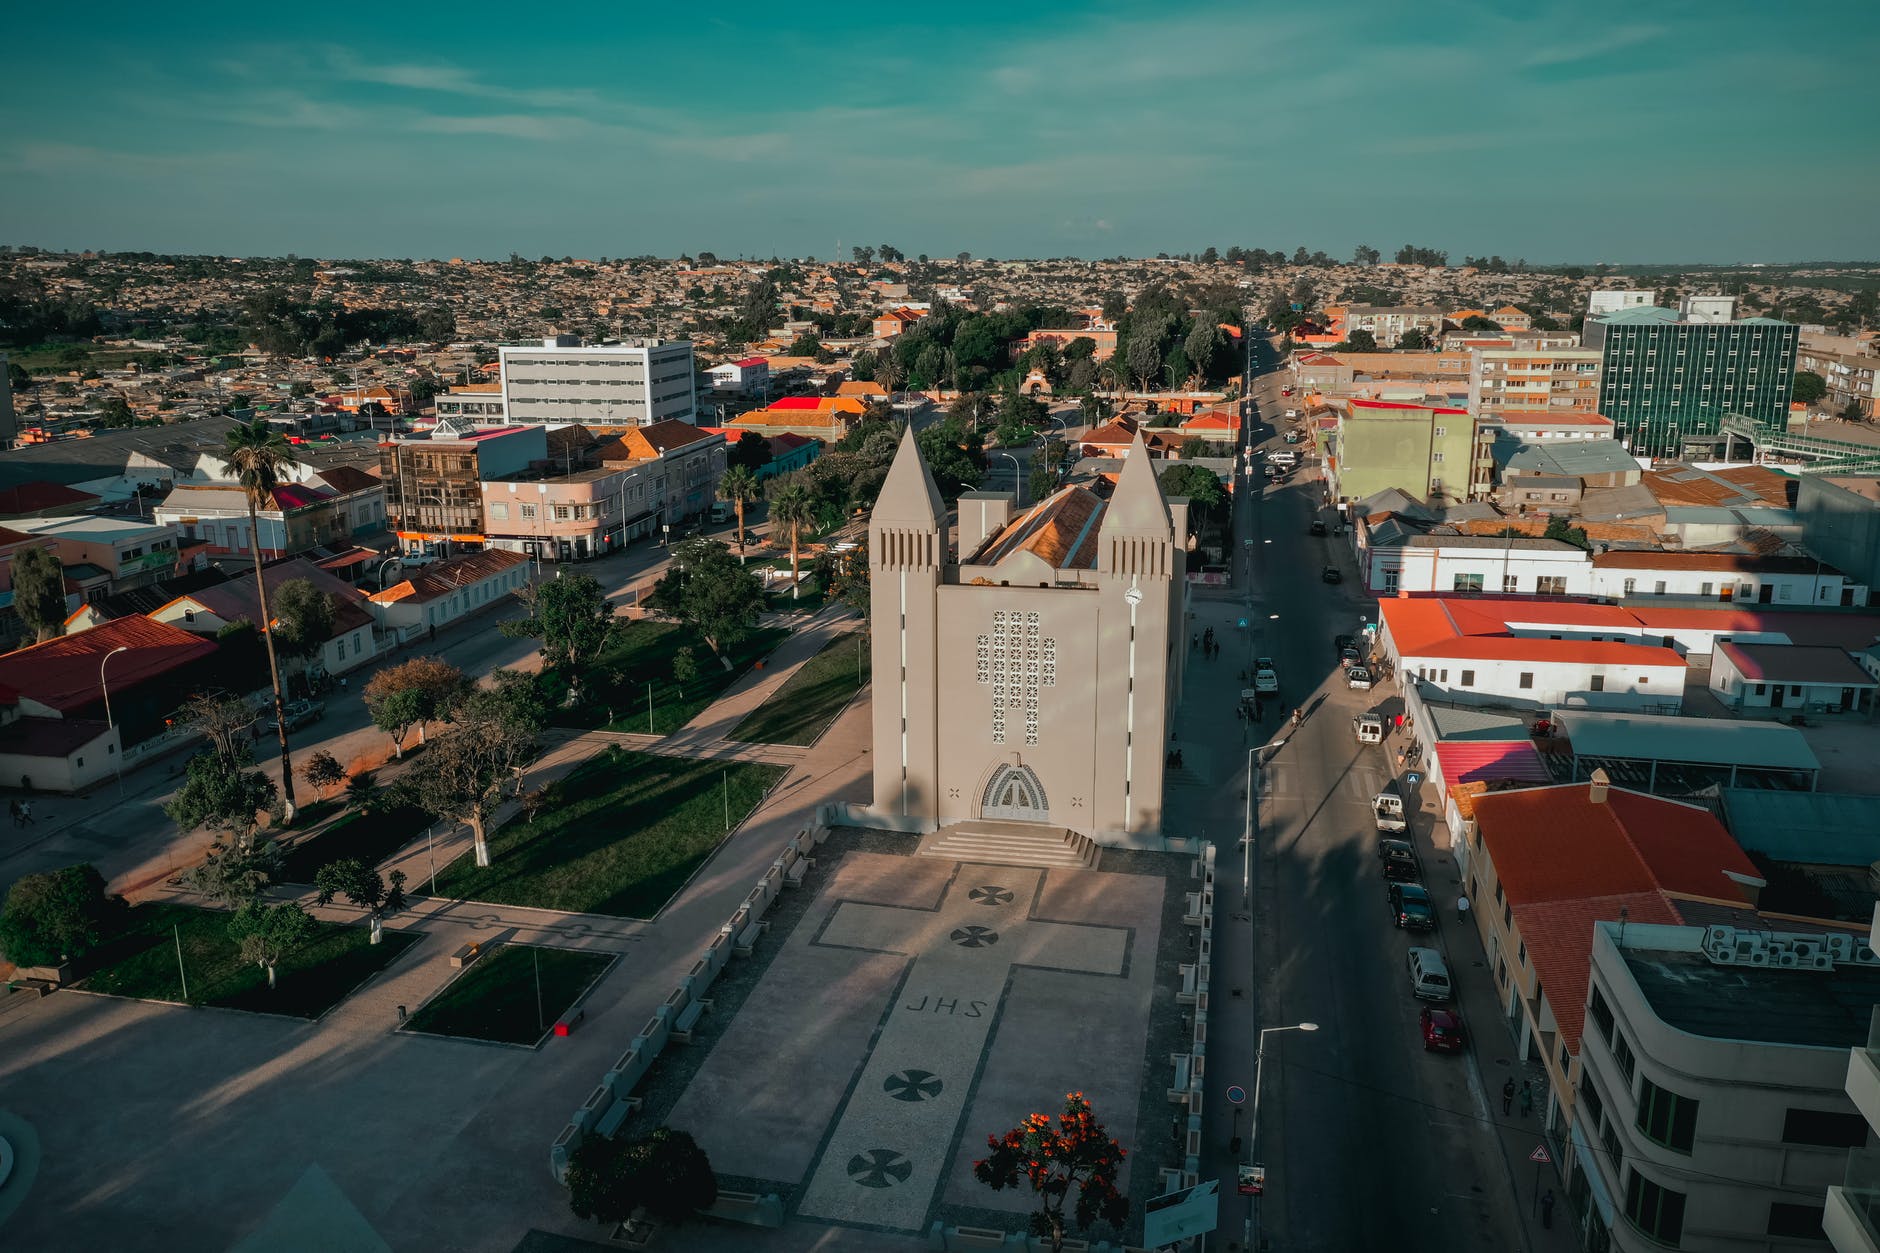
[
  {"x1": 1584, "y1": 301, "x2": 1799, "y2": 458},
  {"x1": 1341, "y1": 305, "x2": 1447, "y2": 348},
  {"x1": 1469, "y1": 347, "x2": 1603, "y2": 416},
  {"x1": 1327, "y1": 399, "x2": 1475, "y2": 506},
  {"x1": 481, "y1": 464, "x2": 659, "y2": 563},
  {"x1": 499, "y1": 337, "x2": 696, "y2": 426},
  {"x1": 1574, "y1": 920, "x2": 1875, "y2": 1252},
  {"x1": 1588, "y1": 291, "x2": 1657, "y2": 316},
  {"x1": 381, "y1": 421, "x2": 546, "y2": 548},
  {"x1": 1796, "y1": 343, "x2": 1880, "y2": 420}
]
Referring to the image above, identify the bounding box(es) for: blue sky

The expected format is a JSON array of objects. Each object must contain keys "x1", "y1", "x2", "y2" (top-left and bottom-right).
[{"x1": 2, "y1": 1, "x2": 1875, "y2": 262}]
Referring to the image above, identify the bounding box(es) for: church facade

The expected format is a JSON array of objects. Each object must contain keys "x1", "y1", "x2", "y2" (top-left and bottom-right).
[{"x1": 868, "y1": 426, "x2": 1189, "y2": 842}]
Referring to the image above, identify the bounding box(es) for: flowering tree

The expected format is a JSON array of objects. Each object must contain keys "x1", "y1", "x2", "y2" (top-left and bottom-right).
[{"x1": 972, "y1": 1092, "x2": 1130, "y2": 1252}]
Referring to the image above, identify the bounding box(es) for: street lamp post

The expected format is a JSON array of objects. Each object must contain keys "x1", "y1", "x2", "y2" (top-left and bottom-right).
[
  {"x1": 1247, "y1": 1021, "x2": 1320, "y2": 1250},
  {"x1": 100, "y1": 645, "x2": 130, "y2": 790},
  {"x1": 998, "y1": 452, "x2": 1023, "y2": 506}
]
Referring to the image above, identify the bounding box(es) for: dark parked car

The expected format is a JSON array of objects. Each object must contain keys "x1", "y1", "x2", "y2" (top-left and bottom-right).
[
  {"x1": 1333, "y1": 633, "x2": 1357, "y2": 658},
  {"x1": 1321, "y1": 566, "x2": 1342, "y2": 584},
  {"x1": 1309, "y1": 519, "x2": 1327, "y2": 536},
  {"x1": 1378, "y1": 838, "x2": 1418, "y2": 882},
  {"x1": 1338, "y1": 646, "x2": 1363, "y2": 670},
  {"x1": 1420, "y1": 1007, "x2": 1466, "y2": 1053},
  {"x1": 1388, "y1": 882, "x2": 1436, "y2": 931}
]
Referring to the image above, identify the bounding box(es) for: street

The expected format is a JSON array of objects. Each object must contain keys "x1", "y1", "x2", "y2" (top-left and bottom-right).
[{"x1": 1176, "y1": 338, "x2": 1525, "y2": 1252}]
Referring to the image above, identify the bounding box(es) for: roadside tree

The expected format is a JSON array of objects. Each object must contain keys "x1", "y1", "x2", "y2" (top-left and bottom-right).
[
  {"x1": 766, "y1": 482, "x2": 818, "y2": 600},
  {"x1": 500, "y1": 574, "x2": 618, "y2": 676},
  {"x1": 301, "y1": 749, "x2": 346, "y2": 798},
  {"x1": 11, "y1": 545, "x2": 67, "y2": 643},
  {"x1": 396, "y1": 685, "x2": 540, "y2": 868},
  {"x1": 646, "y1": 538, "x2": 765, "y2": 664},
  {"x1": 223, "y1": 418, "x2": 303, "y2": 819},
  {"x1": 567, "y1": 1127, "x2": 718, "y2": 1228},
  {"x1": 717, "y1": 464, "x2": 762, "y2": 550},
  {"x1": 363, "y1": 656, "x2": 469, "y2": 757},
  {"x1": 1792, "y1": 370, "x2": 1827, "y2": 405},
  {"x1": 226, "y1": 900, "x2": 314, "y2": 989},
  {"x1": 0, "y1": 863, "x2": 124, "y2": 967}
]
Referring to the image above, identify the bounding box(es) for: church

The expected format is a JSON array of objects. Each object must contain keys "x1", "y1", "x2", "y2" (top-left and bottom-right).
[{"x1": 868, "y1": 425, "x2": 1189, "y2": 843}]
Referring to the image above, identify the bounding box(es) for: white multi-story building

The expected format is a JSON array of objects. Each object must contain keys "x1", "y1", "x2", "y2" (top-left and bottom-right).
[
  {"x1": 499, "y1": 337, "x2": 696, "y2": 427},
  {"x1": 1588, "y1": 290, "x2": 1657, "y2": 316}
]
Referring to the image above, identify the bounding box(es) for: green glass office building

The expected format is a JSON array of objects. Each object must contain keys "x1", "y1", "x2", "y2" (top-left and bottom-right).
[{"x1": 1584, "y1": 306, "x2": 1798, "y2": 458}]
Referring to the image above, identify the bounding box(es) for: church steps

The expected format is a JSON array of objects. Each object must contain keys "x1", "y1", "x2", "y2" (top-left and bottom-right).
[{"x1": 917, "y1": 823, "x2": 1102, "y2": 871}]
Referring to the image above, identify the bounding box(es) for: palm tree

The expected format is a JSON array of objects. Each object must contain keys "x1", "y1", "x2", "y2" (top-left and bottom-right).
[
  {"x1": 718, "y1": 464, "x2": 761, "y2": 551},
  {"x1": 875, "y1": 354, "x2": 906, "y2": 412},
  {"x1": 223, "y1": 418, "x2": 303, "y2": 820},
  {"x1": 767, "y1": 482, "x2": 818, "y2": 601}
]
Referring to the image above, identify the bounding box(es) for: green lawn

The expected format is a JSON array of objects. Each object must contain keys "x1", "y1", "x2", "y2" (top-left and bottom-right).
[
  {"x1": 5, "y1": 343, "x2": 153, "y2": 373},
  {"x1": 554, "y1": 620, "x2": 789, "y2": 736},
  {"x1": 432, "y1": 748, "x2": 787, "y2": 918},
  {"x1": 278, "y1": 803, "x2": 438, "y2": 883},
  {"x1": 404, "y1": 944, "x2": 613, "y2": 1045},
  {"x1": 728, "y1": 630, "x2": 870, "y2": 746},
  {"x1": 77, "y1": 902, "x2": 416, "y2": 1019}
]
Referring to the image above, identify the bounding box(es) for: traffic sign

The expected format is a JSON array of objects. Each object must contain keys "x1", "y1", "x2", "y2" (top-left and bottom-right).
[
  {"x1": 1225, "y1": 1085, "x2": 1247, "y2": 1105},
  {"x1": 1529, "y1": 1144, "x2": 1552, "y2": 1165},
  {"x1": 1237, "y1": 617, "x2": 1248, "y2": 628},
  {"x1": 1406, "y1": 772, "x2": 1423, "y2": 787}
]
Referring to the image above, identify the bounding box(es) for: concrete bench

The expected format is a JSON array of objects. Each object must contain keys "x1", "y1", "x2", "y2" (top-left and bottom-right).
[
  {"x1": 784, "y1": 857, "x2": 811, "y2": 887},
  {"x1": 1184, "y1": 892, "x2": 1205, "y2": 925},
  {"x1": 948, "y1": 1227, "x2": 1007, "y2": 1249},
  {"x1": 734, "y1": 920, "x2": 766, "y2": 957},
  {"x1": 705, "y1": 1190, "x2": 785, "y2": 1228},
  {"x1": 1177, "y1": 963, "x2": 1198, "y2": 1005},
  {"x1": 1168, "y1": 1053, "x2": 1192, "y2": 1102},
  {"x1": 450, "y1": 942, "x2": 489, "y2": 969},
  {"x1": 594, "y1": 1097, "x2": 634, "y2": 1138},
  {"x1": 671, "y1": 997, "x2": 712, "y2": 1043}
]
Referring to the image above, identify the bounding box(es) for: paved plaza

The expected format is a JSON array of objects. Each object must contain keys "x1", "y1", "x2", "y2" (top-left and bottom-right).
[{"x1": 668, "y1": 847, "x2": 1170, "y2": 1237}]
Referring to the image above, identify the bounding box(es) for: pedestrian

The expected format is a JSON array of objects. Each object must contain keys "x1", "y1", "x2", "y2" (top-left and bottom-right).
[
  {"x1": 1457, "y1": 895, "x2": 1471, "y2": 924},
  {"x1": 397, "y1": 1004, "x2": 408, "y2": 1023},
  {"x1": 1540, "y1": 1189, "x2": 1555, "y2": 1229},
  {"x1": 1254, "y1": 697, "x2": 1264, "y2": 721},
  {"x1": 1501, "y1": 1077, "x2": 1515, "y2": 1116},
  {"x1": 20, "y1": 800, "x2": 33, "y2": 827},
  {"x1": 1192, "y1": 633, "x2": 1198, "y2": 651},
  {"x1": 7, "y1": 799, "x2": 17, "y2": 829},
  {"x1": 1394, "y1": 712, "x2": 1405, "y2": 732},
  {"x1": 1519, "y1": 1080, "x2": 1534, "y2": 1117}
]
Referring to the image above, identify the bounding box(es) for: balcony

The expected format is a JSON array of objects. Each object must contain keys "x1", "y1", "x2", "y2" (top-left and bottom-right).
[
  {"x1": 1848, "y1": 1015, "x2": 1880, "y2": 1133},
  {"x1": 1826, "y1": 1149, "x2": 1880, "y2": 1253}
]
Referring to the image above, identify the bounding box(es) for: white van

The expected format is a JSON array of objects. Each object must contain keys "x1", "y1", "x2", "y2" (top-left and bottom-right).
[
  {"x1": 1266, "y1": 449, "x2": 1299, "y2": 468},
  {"x1": 1407, "y1": 947, "x2": 1452, "y2": 1001}
]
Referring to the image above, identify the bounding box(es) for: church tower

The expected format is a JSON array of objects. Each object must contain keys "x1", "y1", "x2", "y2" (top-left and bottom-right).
[
  {"x1": 869, "y1": 426, "x2": 947, "y2": 821},
  {"x1": 1092, "y1": 431, "x2": 1179, "y2": 836}
]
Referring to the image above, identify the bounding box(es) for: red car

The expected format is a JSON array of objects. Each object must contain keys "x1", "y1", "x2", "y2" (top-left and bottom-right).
[{"x1": 1421, "y1": 1007, "x2": 1465, "y2": 1053}]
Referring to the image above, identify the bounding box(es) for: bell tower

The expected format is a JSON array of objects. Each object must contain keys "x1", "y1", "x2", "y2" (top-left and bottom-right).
[{"x1": 869, "y1": 426, "x2": 948, "y2": 822}]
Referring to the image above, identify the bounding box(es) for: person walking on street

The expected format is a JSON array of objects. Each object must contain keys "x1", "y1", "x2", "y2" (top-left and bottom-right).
[
  {"x1": 1540, "y1": 1189, "x2": 1555, "y2": 1229},
  {"x1": 1519, "y1": 1079, "x2": 1535, "y2": 1117},
  {"x1": 1501, "y1": 1077, "x2": 1515, "y2": 1116},
  {"x1": 1457, "y1": 895, "x2": 1471, "y2": 924},
  {"x1": 7, "y1": 799, "x2": 17, "y2": 829},
  {"x1": 20, "y1": 799, "x2": 33, "y2": 827}
]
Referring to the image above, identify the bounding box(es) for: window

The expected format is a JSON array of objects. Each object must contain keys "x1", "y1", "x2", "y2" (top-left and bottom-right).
[
  {"x1": 1454, "y1": 573, "x2": 1484, "y2": 592},
  {"x1": 1611, "y1": 1030, "x2": 1636, "y2": 1085},
  {"x1": 1699, "y1": 582, "x2": 1713, "y2": 597},
  {"x1": 1636, "y1": 1077, "x2": 1698, "y2": 1152},
  {"x1": 1537, "y1": 576, "x2": 1567, "y2": 595},
  {"x1": 1460, "y1": 670, "x2": 1475, "y2": 686},
  {"x1": 1655, "y1": 581, "x2": 1667, "y2": 595},
  {"x1": 1766, "y1": 1202, "x2": 1826, "y2": 1240},
  {"x1": 1502, "y1": 574, "x2": 1519, "y2": 593},
  {"x1": 490, "y1": 502, "x2": 509, "y2": 521},
  {"x1": 1588, "y1": 986, "x2": 1615, "y2": 1042},
  {"x1": 1431, "y1": 451, "x2": 1445, "y2": 463},
  {"x1": 1519, "y1": 673, "x2": 1534, "y2": 690},
  {"x1": 1434, "y1": 426, "x2": 1447, "y2": 437},
  {"x1": 520, "y1": 504, "x2": 537, "y2": 519},
  {"x1": 1782, "y1": 1108, "x2": 1869, "y2": 1148},
  {"x1": 1580, "y1": 1071, "x2": 1606, "y2": 1127},
  {"x1": 1590, "y1": 674, "x2": 1606, "y2": 692},
  {"x1": 1624, "y1": 1171, "x2": 1686, "y2": 1246},
  {"x1": 1603, "y1": 1118, "x2": 1625, "y2": 1174}
]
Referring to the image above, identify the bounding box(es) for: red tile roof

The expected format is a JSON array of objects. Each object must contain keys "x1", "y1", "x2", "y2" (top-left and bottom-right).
[
  {"x1": 1380, "y1": 596, "x2": 1683, "y2": 669},
  {"x1": 1515, "y1": 892, "x2": 1681, "y2": 1053},
  {"x1": 1348, "y1": 398, "x2": 1470, "y2": 414},
  {"x1": 0, "y1": 615, "x2": 217, "y2": 714},
  {"x1": 1476, "y1": 784, "x2": 1760, "y2": 906}
]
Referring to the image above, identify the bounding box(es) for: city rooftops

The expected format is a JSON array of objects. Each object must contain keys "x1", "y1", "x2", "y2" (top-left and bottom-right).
[
  {"x1": 1615, "y1": 930, "x2": 1880, "y2": 1049},
  {"x1": 1591, "y1": 304, "x2": 1791, "y2": 329},
  {"x1": 1548, "y1": 708, "x2": 1821, "y2": 774},
  {"x1": 1715, "y1": 640, "x2": 1873, "y2": 687}
]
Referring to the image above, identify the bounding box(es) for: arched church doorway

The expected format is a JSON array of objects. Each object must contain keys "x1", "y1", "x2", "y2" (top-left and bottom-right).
[{"x1": 981, "y1": 764, "x2": 1049, "y2": 823}]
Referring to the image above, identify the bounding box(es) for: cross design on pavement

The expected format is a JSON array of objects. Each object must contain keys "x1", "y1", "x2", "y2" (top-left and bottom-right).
[
  {"x1": 847, "y1": 1148, "x2": 914, "y2": 1188},
  {"x1": 968, "y1": 885, "x2": 1014, "y2": 906},
  {"x1": 883, "y1": 1069, "x2": 944, "y2": 1102},
  {"x1": 950, "y1": 925, "x2": 999, "y2": 948}
]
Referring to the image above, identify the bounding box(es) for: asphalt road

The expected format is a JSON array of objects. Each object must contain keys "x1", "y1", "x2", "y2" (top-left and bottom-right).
[{"x1": 1178, "y1": 340, "x2": 1521, "y2": 1252}]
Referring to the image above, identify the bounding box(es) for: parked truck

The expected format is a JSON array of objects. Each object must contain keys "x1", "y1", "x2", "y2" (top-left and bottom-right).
[{"x1": 1374, "y1": 791, "x2": 1407, "y2": 833}]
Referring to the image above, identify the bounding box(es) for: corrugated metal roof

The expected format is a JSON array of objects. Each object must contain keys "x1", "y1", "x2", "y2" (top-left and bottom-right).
[
  {"x1": 1720, "y1": 790, "x2": 1880, "y2": 867},
  {"x1": 1434, "y1": 740, "x2": 1553, "y2": 784},
  {"x1": 1550, "y1": 710, "x2": 1821, "y2": 772}
]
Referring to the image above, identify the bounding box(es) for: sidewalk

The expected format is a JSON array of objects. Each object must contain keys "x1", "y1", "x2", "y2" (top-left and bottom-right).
[{"x1": 1391, "y1": 711, "x2": 1580, "y2": 1253}]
